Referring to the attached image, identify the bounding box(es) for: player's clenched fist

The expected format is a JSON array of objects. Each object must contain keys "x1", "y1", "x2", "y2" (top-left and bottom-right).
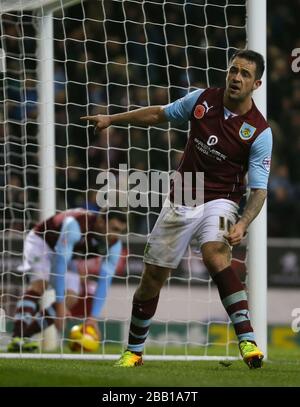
[{"x1": 225, "y1": 222, "x2": 247, "y2": 246}]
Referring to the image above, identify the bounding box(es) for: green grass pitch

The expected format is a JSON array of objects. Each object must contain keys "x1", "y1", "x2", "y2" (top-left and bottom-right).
[{"x1": 0, "y1": 346, "x2": 300, "y2": 387}]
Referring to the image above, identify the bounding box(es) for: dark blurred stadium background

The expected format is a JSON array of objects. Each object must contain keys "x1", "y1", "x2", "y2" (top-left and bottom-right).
[{"x1": 1, "y1": 0, "x2": 300, "y2": 237}]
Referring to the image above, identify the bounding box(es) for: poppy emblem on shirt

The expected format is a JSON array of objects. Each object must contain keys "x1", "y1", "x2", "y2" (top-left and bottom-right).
[
  {"x1": 194, "y1": 104, "x2": 205, "y2": 119},
  {"x1": 239, "y1": 122, "x2": 256, "y2": 140}
]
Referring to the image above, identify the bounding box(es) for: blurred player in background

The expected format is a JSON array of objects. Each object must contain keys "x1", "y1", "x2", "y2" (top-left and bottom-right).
[
  {"x1": 81, "y1": 50, "x2": 273, "y2": 368},
  {"x1": 66, "y1": 242, "x2": 125, "y2": 339},
  {"x1": 7, "y1": 207, "x2": 126, "y2": 352}
]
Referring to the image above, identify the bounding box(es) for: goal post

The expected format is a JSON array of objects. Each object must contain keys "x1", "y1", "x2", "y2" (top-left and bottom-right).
[
  {"x1": 247, "y1": 0, "x2": 268, "y2": 359},
  {"x1": 37, "y1": 8, "x2": 56, "y2": 221},
  {"x1": 0, "y1": 0, "x2": 267, "y2": 361},
  {"x1": 0, "y1": 0, "x2": 78, "y2": 352}
]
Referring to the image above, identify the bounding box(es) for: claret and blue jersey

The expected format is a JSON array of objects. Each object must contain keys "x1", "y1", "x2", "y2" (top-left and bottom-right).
[{"x1": 163, "y1": 87, "x2": 273, "y2": 202}]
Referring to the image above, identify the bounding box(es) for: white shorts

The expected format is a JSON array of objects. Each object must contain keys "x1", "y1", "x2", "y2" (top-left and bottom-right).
[
  {"x1": 143, "y1": 198, "x2": 239, "y2": 269},
  {"x1": 22, "y1": 231, "x2": 54, "y2": 282},
  {"x1": 21, "y1": 231, "x2": 82, "y2": 297}
]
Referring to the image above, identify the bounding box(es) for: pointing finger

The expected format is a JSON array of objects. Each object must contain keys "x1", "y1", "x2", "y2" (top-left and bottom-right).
[{"x1": 80, "y1": 115, "x2": 98, "y2": 121}]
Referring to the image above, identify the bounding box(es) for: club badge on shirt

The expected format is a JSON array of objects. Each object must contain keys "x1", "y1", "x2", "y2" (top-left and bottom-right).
[{"x1": 239, "y1": 122, "x2": 256, "y2": 140}]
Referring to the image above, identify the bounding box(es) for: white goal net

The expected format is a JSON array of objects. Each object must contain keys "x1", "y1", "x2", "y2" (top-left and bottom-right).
[{"x1": 0, "y1": 0, "x2": 249, "y2": 360}]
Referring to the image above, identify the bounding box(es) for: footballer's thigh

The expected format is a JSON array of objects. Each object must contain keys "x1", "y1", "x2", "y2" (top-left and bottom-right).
[
  {"x1": 143, "y1": 203, "x2": 200, "y2": 270},
  {"x1": 196, "y1": 198, "x2": 238, "y2": 275},
  {"x1": 23, "y1": 231, "x2": 53, "y2": 295},
  {"x1": 139, "y1": 202, "x2": 201, "y2": 300}
]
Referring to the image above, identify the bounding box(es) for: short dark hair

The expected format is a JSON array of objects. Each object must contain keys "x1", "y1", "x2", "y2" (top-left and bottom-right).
[{"x1": 229, "y1": 49, "x2": 265, "y2": 79}]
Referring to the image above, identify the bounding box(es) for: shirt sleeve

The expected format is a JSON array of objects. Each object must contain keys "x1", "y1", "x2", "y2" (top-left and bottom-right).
[
  {"x1": 248, "y1": 127, "x2": 273, "y2": 189},
  {"x1": 54, "y1": 217, "x2": 81, "y2": 303},
  {"x1": 163, "y1": 89, "x2": 205, "y2": 124},
  {"x1": 90, "y1": 240, "x2": 122, "y2": 318}
]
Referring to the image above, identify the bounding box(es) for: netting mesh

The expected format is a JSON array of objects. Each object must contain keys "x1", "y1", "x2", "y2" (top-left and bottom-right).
[{"x1": 0, "y1": 0, "x2": 247, "y2": 358}]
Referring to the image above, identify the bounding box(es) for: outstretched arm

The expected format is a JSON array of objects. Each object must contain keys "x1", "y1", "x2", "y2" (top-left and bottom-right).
[
  {"x1": 86, "y1": 240, "x2": 122, "y2": 332},
  {"x1": 80, "y1": 89, "x2": 205, "y2": 131},
  {"x1": 54, "y1": 217, "x2": 81, "y2": 329},
  {"x1": 80, "y1": 106, "x2": 167, "y2": 131}
]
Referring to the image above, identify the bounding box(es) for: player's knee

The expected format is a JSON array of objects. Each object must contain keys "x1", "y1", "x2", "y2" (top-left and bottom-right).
[
  {"x1": 202, "y1": 244, "x2": 230, "y2": 274},
  {"x1": 201, "y1": 242, "x2": 231, "y2": 274},
  {"x1": 204, "y1": 255, "x2": 229, "y2": 274},
  {"x1": 65, "y1": 290, "x2": 78, "y2": 309},
  {"x1": 28, "y1": 279, "x2": 48, "y2": 296}
]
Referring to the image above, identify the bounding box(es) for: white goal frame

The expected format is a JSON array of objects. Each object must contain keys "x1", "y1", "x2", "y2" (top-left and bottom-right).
[
  {"x1": 247, "y1": 0, "x2": 267, "y2": 359},
  {"x1": 0, "y1": 0, "x2": 267, "y2": 360}
]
